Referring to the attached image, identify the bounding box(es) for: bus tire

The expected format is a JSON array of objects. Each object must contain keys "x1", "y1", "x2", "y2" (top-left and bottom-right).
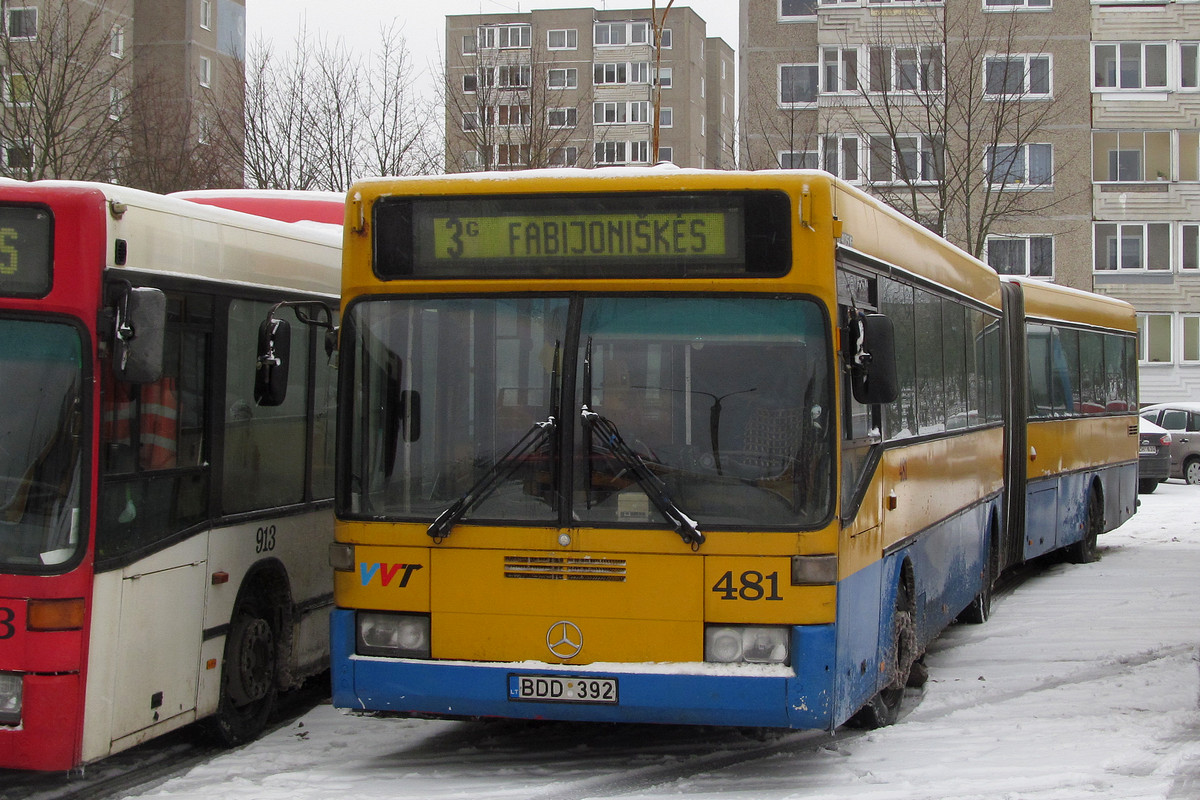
[
  {"x1": 957, "y1": 519, "x2": 998, "y2": 625},
  {"x1": 211, "y1": 596, "x2": 278, "y2": 746},
  {"x1": 848, "y1": 584, "x2": 917, "y2": 729},
  {"x1": 1066, "y1": 488, "x2": 1102, "y2": 564}
]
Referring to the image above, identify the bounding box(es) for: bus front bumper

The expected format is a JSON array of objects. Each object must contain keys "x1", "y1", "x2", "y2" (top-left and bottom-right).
[{"x1": 330, "y1": 609, "x2": 835, "y2": 729}]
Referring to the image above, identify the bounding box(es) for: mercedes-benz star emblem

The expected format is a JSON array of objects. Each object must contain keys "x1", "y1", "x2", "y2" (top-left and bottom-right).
[{"x1": 546, "y1": 620, "x2": 583, "y2": 659}]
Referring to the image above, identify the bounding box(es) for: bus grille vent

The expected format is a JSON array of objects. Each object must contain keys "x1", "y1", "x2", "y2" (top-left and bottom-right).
[{"x1": 504, "y1": 556, "x2": 627, "y2": 582}]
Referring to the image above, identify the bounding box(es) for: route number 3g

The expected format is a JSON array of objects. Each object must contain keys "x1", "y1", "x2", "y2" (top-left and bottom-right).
[{"x1": 711, "y1": 570, "x2": 783, "y2": 601}]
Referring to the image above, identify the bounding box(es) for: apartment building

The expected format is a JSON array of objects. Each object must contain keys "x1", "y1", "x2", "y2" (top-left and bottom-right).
[
  {"x1": 0, "y1": 0, "x2": 244, "y2": 188},
  {"x1": 445, "y1": 6, "x2": 734, "y2": 171},
  {"x1": 1091, "y1": 2, "x2": 1200, "y2": 401},
  {"x1": 740, "y1": 0, "x2": 1200, "y2": 402},
  {"x1": 131, "y1": 0, "x2": 246, "y2": 184}
]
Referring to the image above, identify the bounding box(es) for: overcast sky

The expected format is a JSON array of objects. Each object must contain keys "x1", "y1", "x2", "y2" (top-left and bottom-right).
[{"x1": 245, "y1": 1, "x2": 740, "y2": 84}]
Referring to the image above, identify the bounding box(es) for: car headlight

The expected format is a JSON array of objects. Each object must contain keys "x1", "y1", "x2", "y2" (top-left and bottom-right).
[
  {"x1": 356, "y1": 612, "x2": 431, "y2": 658},
  {"x1": 0, "y1": 672, "x2": 22, "y2": 726},
  {"x1": 704, "y1": 626, "x2": 790, "y2": 665}
]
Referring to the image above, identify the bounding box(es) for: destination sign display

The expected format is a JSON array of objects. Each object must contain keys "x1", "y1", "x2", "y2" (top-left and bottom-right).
[
  {"x1": 373, "y1": 191, "x2": 793, "y2": 279},
  {"x1": 432, "y1": 211, "x2": 731, "y2": 263},
  {"x1": 0, "y1": 206, "x2": 52, "y2": 297}
]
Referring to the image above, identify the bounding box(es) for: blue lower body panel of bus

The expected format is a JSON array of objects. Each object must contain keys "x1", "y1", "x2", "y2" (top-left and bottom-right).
[{"x1": 330, "y1": 609, "x2": 837, "y2": 729}]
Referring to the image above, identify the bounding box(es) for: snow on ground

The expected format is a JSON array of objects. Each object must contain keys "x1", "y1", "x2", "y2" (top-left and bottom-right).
[{"x1": 124, "y1": 483, "x2": 1200, "y2": 800}]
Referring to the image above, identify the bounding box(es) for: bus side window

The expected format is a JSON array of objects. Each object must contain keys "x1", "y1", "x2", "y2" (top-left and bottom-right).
[
  {"x1": 223, "y1": 299, "x2": 312, "y2": 514},
  {"x1": 97, "y1": 293, "x2": 211, "y2": 565}
]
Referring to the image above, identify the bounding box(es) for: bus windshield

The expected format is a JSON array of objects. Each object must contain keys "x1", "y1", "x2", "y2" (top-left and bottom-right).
[
  {"x1": 0, "y1": 319, "x2": 84, "y2": 570},
  {"x1": 344, "y1": 295, "x2": 834, "y2": 530}
]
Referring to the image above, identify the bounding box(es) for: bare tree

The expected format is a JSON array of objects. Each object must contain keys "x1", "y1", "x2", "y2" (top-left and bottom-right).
[
  {"x1": 0, "y1": 0, "x2": 130, "y2": 181},
  {"x1": 841, "y1": 4, "x2": 1086, "y2": 256},
  {"x1": 738, "y1": 55, "x2": 822, "y2": 171},
  {"x1": 443, "y1": 32, "x2": 594, "y2": 172},
  {"x1": 212, "y1": 24, "x2": 439, "y2": 191}
]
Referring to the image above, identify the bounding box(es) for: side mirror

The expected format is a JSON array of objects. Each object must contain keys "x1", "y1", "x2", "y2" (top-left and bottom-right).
[
  {"x1": 255, "y1": 316, "x2": 291, "y2": 407},
  {"x1": 113, "y1": 287, "x2": 166, "y2": 384},
  {"x1": 849, "y1": 312, "x2": 899, "y2": 405}
]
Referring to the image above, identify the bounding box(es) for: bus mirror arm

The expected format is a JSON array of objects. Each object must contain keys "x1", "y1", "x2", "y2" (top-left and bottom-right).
[
  {"x1": 848, "y1": 312, "x2": 899, "y2": 406},
  {"x1": 110, "y1": 284, "x2": 167, "y2": 384},
  {"x1": 255, "y1": 301, "x2": 339, "y2": 406}
]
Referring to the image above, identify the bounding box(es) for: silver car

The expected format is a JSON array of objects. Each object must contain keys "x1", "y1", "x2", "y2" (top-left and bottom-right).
[{"x1": 1140, "y1": 402, "x2": 1200, "y2": 485}]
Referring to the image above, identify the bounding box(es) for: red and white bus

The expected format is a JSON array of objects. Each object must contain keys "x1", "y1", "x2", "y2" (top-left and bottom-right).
[{"x1": 0, "y1": 180, "x2": 341, "y2": 771}]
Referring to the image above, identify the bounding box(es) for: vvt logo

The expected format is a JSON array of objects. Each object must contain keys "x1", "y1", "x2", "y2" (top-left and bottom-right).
[{"x1": 359, "y1": 562, "x2": 423, "y2": 588}]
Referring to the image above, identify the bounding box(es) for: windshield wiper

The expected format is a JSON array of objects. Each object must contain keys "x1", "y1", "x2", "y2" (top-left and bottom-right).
[
  {"x1": 427, "y1": 415, "x2": 556, "y2": 542},
  {"x1": 581, "y1": 405, "x2": 704, "y2": 548},
  {"x1": 427, "y1": 342, "x2": 560, "y2": 542}
]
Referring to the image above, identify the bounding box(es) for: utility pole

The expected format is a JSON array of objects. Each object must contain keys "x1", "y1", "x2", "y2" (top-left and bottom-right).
[{"x1": 650, "y1": 0, "x2": 674, "y2": 163}]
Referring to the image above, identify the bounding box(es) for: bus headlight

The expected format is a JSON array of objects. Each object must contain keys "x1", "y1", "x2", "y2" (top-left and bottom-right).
[
  {"x1": 0, "y1": 673, "x2": 21, "y2": 726},
  {"x1": 356, "y1": 612, "x2": 431, "y2": 659},
  {"x1": 704, "y1": 626, "x2": 790, "y2": 665},
  {"x1": 329, "y1": 543, "x2": 355, "y2": 572}
]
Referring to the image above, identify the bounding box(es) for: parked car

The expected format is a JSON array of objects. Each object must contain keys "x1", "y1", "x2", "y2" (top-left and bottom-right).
[
  {"x1": 1137, "y1": 417, "x2": 1172, "y2": 493},
  {"x1": 1139, "y1": 402, "x2": 1200, "y2": 485}
]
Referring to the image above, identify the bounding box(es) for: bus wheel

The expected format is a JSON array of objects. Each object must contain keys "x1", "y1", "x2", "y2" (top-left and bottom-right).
[
  {"x1": 848, "y1": 587, "x2": 917, "y2": 729},
  {"x1": 1066, "y1": 489, "x2": 1102, "y2": 564},
  {"x1": 957, "y1": 526, "x2": 997, "y2": 625},
  {"x1": 212, "y1": 598, "x2": 278, "y2": 746}
]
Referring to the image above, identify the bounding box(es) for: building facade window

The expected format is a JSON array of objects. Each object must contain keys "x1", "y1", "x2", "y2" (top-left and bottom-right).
[
  {"x1": 548, "y1": 68, "x2": 578, "y2": 89},
  {"x1": 111, "y1": 24, "x2": 125, "y2": 58},
  {"x1": 1092, "y1": 131, "x2": 1172, "y2": 181},
  {"x1": 5, "y1": 7, "x2": 36, "y2": 40},
  {"x1": 657, "y1": 146, "x2": 673, "y2": 163},
  {"x1": 595, "y1": 21, "x2": 649, "y2": 46},
  {"x1": 594, "y1": 101, "x2": 628, "y2": 124},
  {"x1": 1093, "y1": 43, "x2": 1167, "y2": 90},
  {"x1": 479, "y1": 25, "x2": 531, "y2": 50},
  {"x1": 984, "y1": 0, "x2": 1050, "y2": 9},
  {"x1": 658, "y1": 28, "x2": 672, "y2": 49},
  {"x1": 656, "y1": 67, "x2": 672, "y2": 88},
  {"x1": 595, "y1": 140, "x2": 627, "y2": 164},
  {"x1": 549, "y1": 146, "x2": 579, "y2": 166},
  {"x1": 200, "y1": 0, "x2": 212, "y2": 30},
  {"x1": 1182, "y1": 43, "x2": 1199, "y2": 89},
  {"x1": 658, "y1": 107, "x2": 673, "y2": 127},
  {"x1": 548, "y1": 107, "x2": 577, "y2": 128},
  {"x1": 986, "y1": 235, "x2": 1054, "y2": 277},
  {"x1": 1182, "y1": 224, "x2": 1199, "y2": 270},
  {"x1": 780, "y1": 150, "x2": 819, "y2": 169},
  {"x1": 5, "y1": 73, "x2": 31, "y2": 106},
  {"x1": 822, "y1": 47, "x2": 859, "y2": 93},
  {"x1": 462, "y1": 35, "x2": 476, "y2": 55},
  {"x1": 1138, "y1": 313, "x2": 1172, "y2": 363},
  {"x1": 547, "y1": 29, "x2": 577, "y2": 50},
  {"x1": 869, "y1": 46, "x2": 943, "y2": 93},
  {"x1": 595, "y1": 62, "x2": 629, "y2": 85},
  {"x1": 496, "y1": 143, "x2": 529, "y2": 167},
  {"x1": 780, "y1": 0, "x2": 819, "y2": 18},
  {"x1": 822, "y1": 135, "x2": 860, "y2": 182},
  {"x1": 869, "y1": 134, "x2": 941, "y2": 183},
  {"x1": 984, "y1": 54, "x2": 1051, "y2": 97},
  {"x1": 986, "y1": 143, "x2": 1053, "y2": 187},
  {"x1": 1183, "y1": 315, "x2": 1200, "y2": 363},
  {"x1": 3, "y1": 141, "x2": 31, "y2": 171},
  {"x1": 1094, "y1": 223, "x2": 1172, "y2": 271},
  {"x1": 199, "y1": 56, "x2": 212, "y2": 88},
  {"x1": 780, "y1": 63, "x2": 819, "y2": 105}
]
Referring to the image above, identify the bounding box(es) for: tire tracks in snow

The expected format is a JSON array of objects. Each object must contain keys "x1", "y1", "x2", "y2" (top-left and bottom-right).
[{"x1": 519, "y1": 644, "x2": 1198, "y2": 799}]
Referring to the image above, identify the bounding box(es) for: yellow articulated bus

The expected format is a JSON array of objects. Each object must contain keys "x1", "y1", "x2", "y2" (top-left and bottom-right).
[{"x1": 303, "y1": 169, "x2": 1136, "y2": 729}]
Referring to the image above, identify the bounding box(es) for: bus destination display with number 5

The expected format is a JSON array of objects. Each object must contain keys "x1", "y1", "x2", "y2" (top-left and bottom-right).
[
  {"x1": 373, "y1": 191, "x2": 793, "y2": 279},
  {"x1": 0, "y1": 206, "x2": 52, "y2": 297}
]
